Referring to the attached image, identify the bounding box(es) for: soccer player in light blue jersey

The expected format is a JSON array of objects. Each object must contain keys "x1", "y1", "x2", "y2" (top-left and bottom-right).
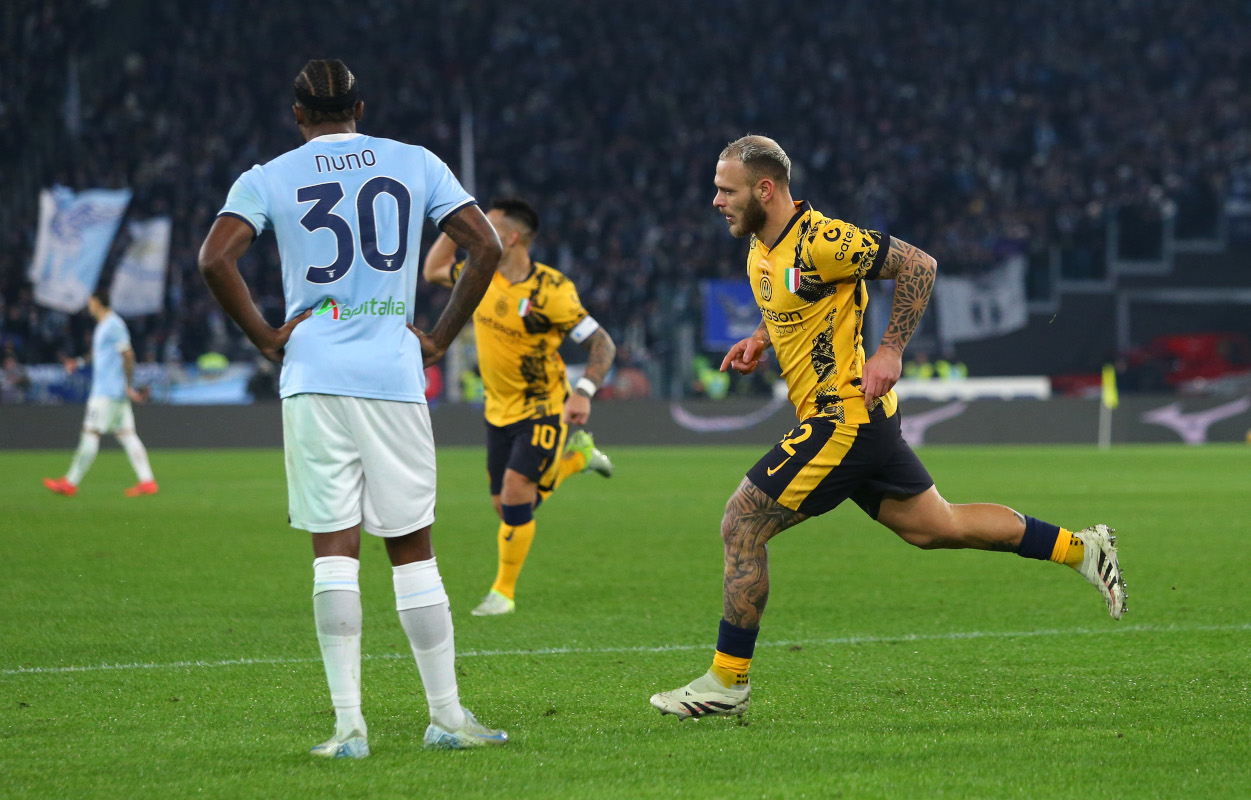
[
  {"x1": 44, "y1": 288, "x2": 157, "y2": 498},
  {"x1": 198, "y1": 59, "x2": 505, "y2": 758}
]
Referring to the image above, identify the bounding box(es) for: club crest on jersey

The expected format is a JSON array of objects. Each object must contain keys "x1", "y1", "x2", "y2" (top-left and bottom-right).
[
  {"x1": 759, "y1": 275, "x2": 773, "y2": 301},
  {"x1": 517, "y1": 297, "x2": 532, "y2": 317},
  {"x1": 784, "y1": 268, "x2": 802, "y2": 293}
]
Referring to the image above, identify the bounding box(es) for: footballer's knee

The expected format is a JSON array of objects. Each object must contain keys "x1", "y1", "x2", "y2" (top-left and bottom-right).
[
  {"x1": 880, "y1": 513, "x2": 955, "y2": 550},
  {"x1": 719, "y1": 501, "x2": 742, "y2": 549},
  {"x1": 491, "y1": 496, "x2": 504, "y2": 520},
  {"x1": 719, "y1": 490, "x2": 757, "y2": 550},
  {"x1": 499, "y1": 469, "x2": 537, "y2": 507},
  {"x1": 896, "y1": 528, "x2": 947, "y2": 550},
  {"x1": 883, "y1": 498, "x2": 961, "y2": 549}
]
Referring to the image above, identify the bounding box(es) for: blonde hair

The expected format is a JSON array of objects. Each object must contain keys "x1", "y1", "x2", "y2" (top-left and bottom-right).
[{"x1": 719, "y1": 135, "x2": 791, "y2": 185}]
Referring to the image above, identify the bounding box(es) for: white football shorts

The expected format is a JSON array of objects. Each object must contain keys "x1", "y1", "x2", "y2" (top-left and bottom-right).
[
  {"x1": 83, "y1": 396, "x2": 135, "y2": 434},
  {"x1": 282, "y1": 393, "x2": 437, "y2": 537}
]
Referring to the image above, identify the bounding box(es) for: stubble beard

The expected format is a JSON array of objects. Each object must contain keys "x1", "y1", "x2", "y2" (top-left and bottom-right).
[{"x1": 732, "y1": 195, "x2": 768, "y2": 239}]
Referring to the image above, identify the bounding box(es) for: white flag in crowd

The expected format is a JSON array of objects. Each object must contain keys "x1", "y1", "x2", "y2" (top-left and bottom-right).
[
  {"x1": 28, "y1": 186, "x2": 132, "y2": 313},
  {"x1": 110, "y1": 217, "x2": 172, "y2": 317},
  {"x1": 935, "y1": 254, "x2": 1028, "y2": 343}
]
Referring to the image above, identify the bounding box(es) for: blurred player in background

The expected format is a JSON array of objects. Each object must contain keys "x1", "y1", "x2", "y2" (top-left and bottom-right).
[
  {"x1": 425, "y1": 197, "x2": 616, "y2": 617},
  {"x1": 198, "y1": 59, "x2": 506, "y2": 757},
  {"x1": 43, "y1": 288, "x2": 157, "y2": 497},
  {"x1": 650, "y1": 136, "x2": 1127, "y2": 720}
]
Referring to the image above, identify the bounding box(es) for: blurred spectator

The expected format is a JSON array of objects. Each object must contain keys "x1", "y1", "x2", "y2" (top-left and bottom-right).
[
  {"x1": 246, "y1": 357, "x2": 279, "y2": 402},
  {"x1": 1, "y1": 346, "x2": 31, "y2": 403}
]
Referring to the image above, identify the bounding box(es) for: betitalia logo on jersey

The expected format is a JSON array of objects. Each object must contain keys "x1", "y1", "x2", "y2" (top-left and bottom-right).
[{"x1": 314, "y1": 296, "x2": 406, "y2": 321}]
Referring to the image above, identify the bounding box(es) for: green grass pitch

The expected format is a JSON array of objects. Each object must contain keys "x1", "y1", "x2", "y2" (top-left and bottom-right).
[{"x1": 1, "y1": 443, "x2": 1248, "y2": 798}]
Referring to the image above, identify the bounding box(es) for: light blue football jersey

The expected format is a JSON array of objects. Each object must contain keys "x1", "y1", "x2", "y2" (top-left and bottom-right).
[
  {"x1": 218, "y1": 133, "x2": 475, "y2": 402},
  {"x1": 90, "y1": 311, "x2": 131, "y2": 400}
]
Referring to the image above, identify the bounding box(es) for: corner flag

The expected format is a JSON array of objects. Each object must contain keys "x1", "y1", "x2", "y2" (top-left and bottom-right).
[{"x1": 1101, "y1": 364, "x2": 1119, "y2": 410}]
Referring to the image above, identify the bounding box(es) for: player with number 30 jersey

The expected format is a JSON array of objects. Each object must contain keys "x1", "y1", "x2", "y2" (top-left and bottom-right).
[
  {"x1": 220, "y1": 132, "x2": 474, "y2": 401},
  {"x1": 200, "y1": 59, "x2": 507, "y2": 760}
]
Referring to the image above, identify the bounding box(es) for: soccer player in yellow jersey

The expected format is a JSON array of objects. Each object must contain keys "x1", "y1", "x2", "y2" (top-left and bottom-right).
[
  {"x1": 650, "y1": 136, "x2": 1127, "y2": 720},
  {"x1": 425, "y1": 197, "x2": 617, "y2": 616}
]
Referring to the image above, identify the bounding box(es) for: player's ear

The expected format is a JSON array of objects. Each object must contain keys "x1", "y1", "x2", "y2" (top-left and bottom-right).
[
  {"x1": 758, "y1": 178, "x2": 775, "y2": 203},
  {"x1": 353, "y1": 101, "x2": 364, "y2": 121},
  {"x1": 292, "y1": 104, "x2": 305, "y2": 126}
]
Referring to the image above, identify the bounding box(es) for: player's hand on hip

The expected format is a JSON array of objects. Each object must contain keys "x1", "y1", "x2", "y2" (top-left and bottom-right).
[
  {"x1": 721, "y1": 335, "x2": 767, "y2": 375},
  {"x1": 408, "y1": 325, "x2": 447, "y2": 366},
  {"x1": 259, "y1": 308, "x2": 312, "y2": 364},
  {"x1": 862, "y1": 346, "x2": 903, "y2": 408},
  {"x1": 563, "y1": 393, "x2": 591, "y2": 425}
]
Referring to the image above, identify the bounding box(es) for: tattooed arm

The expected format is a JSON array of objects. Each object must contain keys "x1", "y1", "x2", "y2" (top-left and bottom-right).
[
  {"x1": 862, "y1": 237, "x2": 937, "y2": 408},
  {"x1": 408, "y1": 205, "x2": 501, "y2": 365},
  {"x1": 563, "y1": 327, "x2": 617, "y2": 425},
  {"x1": 721, "y1": 319, "x2": 772, "y2": 375}
]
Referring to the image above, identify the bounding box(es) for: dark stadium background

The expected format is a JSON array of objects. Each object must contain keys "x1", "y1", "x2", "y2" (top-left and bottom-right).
[{"x1": 3, "y1": 0, "x2": 1250, "y2": 414}]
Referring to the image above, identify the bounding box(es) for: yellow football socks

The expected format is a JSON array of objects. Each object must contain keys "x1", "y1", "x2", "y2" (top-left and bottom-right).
[
  {"x1": 1049, "y1": 528, "x2": 1085, "y2": 569},
  {"x1": 490, "y1": 519, "x2": 536, "y2": 601},
  {"x1": 552, "y1": 451, "x2": 586, "y2": 491},
  {"x1": 710, "y1": 651, "x2": 752, "y2": 688}
]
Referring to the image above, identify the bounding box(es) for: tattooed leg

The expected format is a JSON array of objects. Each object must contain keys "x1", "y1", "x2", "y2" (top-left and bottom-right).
[
  {"x1": 720, "y1": 478, "x2": 809, "y2": 629},
  {"x1": 876, "y1": 486, "x2": 1027, "y2": 551}
]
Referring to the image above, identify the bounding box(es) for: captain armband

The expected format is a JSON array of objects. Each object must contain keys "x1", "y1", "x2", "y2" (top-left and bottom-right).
[{"x1": 567, "y1": 315, "x2": 601, "y2": 344}]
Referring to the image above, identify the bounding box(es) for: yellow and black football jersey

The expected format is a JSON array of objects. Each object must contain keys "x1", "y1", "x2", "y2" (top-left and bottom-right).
[
  {"x1": 451, "y1": 261, "x2": 589, "y2": 427},
  {"x1": 747, "y1": 201, "x2": 895, "y2": 424}
]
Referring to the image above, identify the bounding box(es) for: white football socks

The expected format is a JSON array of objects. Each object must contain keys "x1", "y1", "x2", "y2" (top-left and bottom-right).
[
  {"x1": 312, "y1": 556, "x2": 366, "y2": 739},
  {"x1": 393, "y1": 558, "x2": 464, "y2": 731},
  {"x1": 116, "y1": 430, "x2": 154, "y2": 483},
  {"x1": 66, "y1": 431, "x2": 100, "y2": 486}
]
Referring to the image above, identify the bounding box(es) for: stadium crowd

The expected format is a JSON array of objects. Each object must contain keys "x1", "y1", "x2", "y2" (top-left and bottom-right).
[{"x1": 2, "y1": 0, "x2": 1247, "y2": 386}]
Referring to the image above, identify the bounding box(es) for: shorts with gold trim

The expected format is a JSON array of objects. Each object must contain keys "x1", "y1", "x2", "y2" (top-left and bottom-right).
[
  {"x1": 486, "y1": 413, "x2": 569, "y2": 495},
  {"x1": 745, "y1": 406, "x2": 933, "y2": 519}
]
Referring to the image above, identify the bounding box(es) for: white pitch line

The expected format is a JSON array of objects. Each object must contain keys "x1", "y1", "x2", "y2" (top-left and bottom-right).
[{"x1": 3, "y1": 622, "x2": 1248, "y2": 677}]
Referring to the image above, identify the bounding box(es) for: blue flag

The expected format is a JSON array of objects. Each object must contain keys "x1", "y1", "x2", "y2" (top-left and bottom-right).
[
  {"x1": 29, "y1": 186, "x2": 132, "y2": 313},
  {"x1": 701, "y1": 279, "x2": 761, "y2": 351}
]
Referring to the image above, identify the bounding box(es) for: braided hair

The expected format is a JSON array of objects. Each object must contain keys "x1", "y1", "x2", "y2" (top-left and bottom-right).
[{"x1": 293, "y1": 59, "x2": 358, "y2": 125}]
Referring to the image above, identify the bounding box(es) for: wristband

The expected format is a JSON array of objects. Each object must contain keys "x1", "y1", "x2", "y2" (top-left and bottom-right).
[{"x1": 574, "y1": 377, "x2": 597, "y2": 398}]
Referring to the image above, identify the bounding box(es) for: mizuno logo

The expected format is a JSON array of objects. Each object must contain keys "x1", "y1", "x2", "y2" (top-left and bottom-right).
[{"x1": 766, "y1": 457, "x2": 792, "y2": 477}]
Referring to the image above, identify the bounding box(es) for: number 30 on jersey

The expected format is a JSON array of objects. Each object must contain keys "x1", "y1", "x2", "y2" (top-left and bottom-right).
[{"x1": 297, "y1": 177, "x2": 411, "y2": 284}]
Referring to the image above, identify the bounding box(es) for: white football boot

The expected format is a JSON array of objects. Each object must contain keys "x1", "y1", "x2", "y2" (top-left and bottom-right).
[
  {"x1": 471, "y1": 589, "x2": 516, "y2": 616},
  {"x1": 310, "y1": 729, "x2": 369, "y2": 759},
  {"x1": 422, "y1": 707, "x2": 508, "y2": 749},
  {"x1": 650, "y1": 670, "x2": 751, "y2": 720},
  {"x1": 1074, "y1": 524, "x2": 1127, "y2": 620}
]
